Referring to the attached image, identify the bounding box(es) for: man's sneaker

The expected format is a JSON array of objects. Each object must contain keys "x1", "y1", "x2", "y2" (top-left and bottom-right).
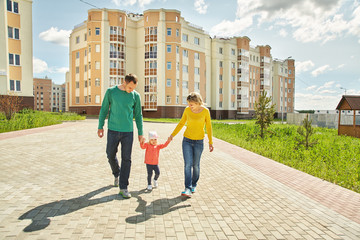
[
  {"x1": 114, "y1": 176, "x2": 119, "y2": 187},
  {"x1": 153, "y1": 180, "x2": 158, "y2": 188},
  {"x1": 181, "y1": 188, "x2": 192, "y2": 197},
  {"x1": 147, "y1": 185, "x2": 152, "y2": 190},
  {"x1": 191, "y1": 187, "x2": 196, "y2": 193},
  {"x1": 119, "y1": 189, "x2": 131, "y2": 198}
]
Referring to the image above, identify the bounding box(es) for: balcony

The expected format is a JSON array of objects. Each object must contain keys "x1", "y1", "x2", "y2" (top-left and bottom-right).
[{"x1": 145, "y1": 52, "x2": 157, "y2": 59}]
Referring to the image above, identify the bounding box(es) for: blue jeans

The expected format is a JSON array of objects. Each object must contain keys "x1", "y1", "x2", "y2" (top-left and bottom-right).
[
  {"x1": 146, "y1": 164, "x2": 160, "y2": 185},
  {"x1": 106, "y1": 130, "x2": 133, "y2": 189},
  {"x1": 182, "y1": 137, "x2": 204, "y2": 190}
]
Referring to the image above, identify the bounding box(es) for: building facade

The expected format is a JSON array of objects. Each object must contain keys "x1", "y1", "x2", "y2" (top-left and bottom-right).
[
  {"x1": 0, "y1": 0, "x2": 34, "y2": 109},
  {"x1": 33, "y1": 77, "x2": 66, "y2": 112},
  {"x1": 67, "y1": 8, "x2": 295, "y2": 119}
]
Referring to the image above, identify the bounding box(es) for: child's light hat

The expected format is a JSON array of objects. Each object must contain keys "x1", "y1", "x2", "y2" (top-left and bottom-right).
[{"x1": 148, "y1": 131, "x2": 159, "y2": 140}]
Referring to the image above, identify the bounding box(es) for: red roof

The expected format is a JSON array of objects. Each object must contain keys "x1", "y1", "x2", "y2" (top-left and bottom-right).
[{"x1": 336, "y1": 95, "x2": 360, "y2": 110}]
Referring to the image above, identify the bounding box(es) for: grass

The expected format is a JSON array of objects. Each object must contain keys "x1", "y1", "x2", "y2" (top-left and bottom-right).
[{"x1": 0, "y1": 109, "x2": 85, "y2": 133}]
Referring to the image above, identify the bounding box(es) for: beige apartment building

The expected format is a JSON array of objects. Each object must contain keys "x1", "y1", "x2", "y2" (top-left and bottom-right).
[
  {"x1": 0, "y1": 0, "x2": 33, "y2": 109},
  {"x1": 272, "y1": 58, "x2": 295, "y2": 118},
  {"x1": 67, "y1": 8, "x2": 295, "y2": 119}
]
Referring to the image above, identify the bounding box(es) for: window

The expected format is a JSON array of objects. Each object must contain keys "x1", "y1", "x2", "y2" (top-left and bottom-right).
[
  {"x1": 176, "y1": 62, "x2": 179, "y2": 71},
  {"x1": 232, "y1": 102, "x2": 235, "y2": 108},
  {"x1": 8, "y1": 26, "x2": 13, "y2": 38},
  {"x1": 219, "y1": 47, "x2": 223, "y2": 54},
  {"x1": 288, "y1": 89, "x2": 291, "y2": 93},
  {"x1": 195, "y1": 82, "x2": 200, "y2": 90},
  {"x1": 75, "y1": 97, "x2": 80, "y2": 104},
  {"x1": 288, "y1": 98, "x2": 291, "y2": 102},
  {"x1": 231, "y1": 75, "x2": 235, "y2": 82},
  {"x1": 288, "y1": 79, "x2": 291, "y2": 84},
  {"x1": 166, "y1": 79, "x2": 171, "y2": 87},
  {"x1": 95, "y1": 28, "x2": 100, "y2": 35},
  {"x1": 15, "y1": 54, "x2": 20, "y2": 65},
  {"x1": 219, "y1": 101, "x2": 223, "y2": 108},
  {"x1": 182, "y1": 81, "x2": 188, "y2": 89},
  {"x1": 183, "y1": 49, "x2": 188, "y2": 57},
  {"x1": 182, "y1": 34, "x2": 188, "y2": 42},
  {"x1": 182, "y1": 97, "x2": 187, "y2": 104},
  {"x1": 95, "y1": 78, "x2": 100, "y2": 86},
  {"x1": 167, "y1": 62, "x2": 172, "y2": 70},
  {"x1": 176, "y1": 29, "x2": 179, "y2": 37},
  {"x1": 75, "y1": 82, "x2": 79, "y2": 88},
  {"x1": 76, "y1": 36, "x2": 80, "y2": 44},
  {"x1": 76, "y1": 52, "x2": 80, "y2": 59},
  {"x1": 9, "y1": 54, "x2": 20, "y2": 66},
  {"x1": 219, "y1": 88, "x2": 222, "y2": 94},
  {"x1": 167, "y1": 28, "x2": 172, "y2": 36},
  {"x1": 232, "y1": 62, "x2": 235, "y2": 68},
  {"x1": 7, "y1": 27, "x2": 18, "y2": 39},
  {"x1": 95, "y1": 44, "x2": 100, "y2": 52},
  {"x1": 7, "y1": 0, "x2": 18, "y2": 13},
  {"x1": 176, "y1": 96, "x2": 179, "y2": 104},
  {"x1": 176, "y1": 46, "x2": 179, "y2": 54},
  {"x1": 219, "y1": 74, "x2": 223, "y2": 81},
  {"x1": 232, "y1": 89, "x2": 235, "y2": 95},
  {"x1": 194, "y1": 67, "x2": 200, "y2": 75},
  {"x1": 95, "y1": 95, "x2": 101, "y2": 103},
  {"x1": 182, "y1": 65, "x2": 188, "y2": 73},
  {"x1": 84, "y1": 33, "x2": 87, "y2": 41},
  {"x1": 231, "y1": 49, "x2": 235, "y2": 55},
  {"x1": 166, "y1": 95, "x2": 171, "y2": 104},
  {"x1": 9, "y1": 53, "x2": 14, "y2": 65},
  {"x1": 219, "y1": 61, "x2": 223, "y2": 68},
  {"x1": 194, "y1": 52, "x2": 199, "y2": 60},
  {"x1": 289, "y1": 70, "x2": 292, "y2": 74},
  {"x1": 194, "y1": 37, "x2": 200, "y2": 45},
  {"x1": 167, "y1": 45, "x2": 171, "y2": 53}
]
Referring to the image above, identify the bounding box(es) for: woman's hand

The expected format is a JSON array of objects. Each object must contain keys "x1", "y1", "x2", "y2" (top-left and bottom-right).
[{"x1": 209, "y1": 144, "x2": 214, "y2": 152}]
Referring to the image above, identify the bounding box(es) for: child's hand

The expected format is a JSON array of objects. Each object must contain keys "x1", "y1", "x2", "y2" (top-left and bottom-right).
[{"x1": 167, "y1": 136, "x2": 172, "y2": 142}]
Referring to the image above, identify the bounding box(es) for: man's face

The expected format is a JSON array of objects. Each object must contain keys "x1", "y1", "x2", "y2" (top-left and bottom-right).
[{"x1": 124, "y1": 81, "x2": 137, "y2": 93}]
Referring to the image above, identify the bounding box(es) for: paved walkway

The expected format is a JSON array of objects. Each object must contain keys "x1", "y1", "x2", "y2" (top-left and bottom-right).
[{"x1": 0, "y1": 119, "x2": 359, "y2": 239}]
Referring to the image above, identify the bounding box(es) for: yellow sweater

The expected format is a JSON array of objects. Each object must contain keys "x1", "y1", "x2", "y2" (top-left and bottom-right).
[{"x1": 171, "y1": 106, "x2": 213, "y2": 144}]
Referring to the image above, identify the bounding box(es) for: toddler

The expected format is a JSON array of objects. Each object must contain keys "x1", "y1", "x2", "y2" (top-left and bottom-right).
[{"x1": 140, "y1": 131, "x2": 171, "y2": 190}]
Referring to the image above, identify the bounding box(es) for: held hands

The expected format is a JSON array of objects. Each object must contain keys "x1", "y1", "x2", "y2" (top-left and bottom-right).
[
  {"x1": 138, "y1": 135, "x2": 145, "y2": 145},
  {"x1": 98, "y1": 129, "x2": 104, "y2": 138},
  {"x1": 168, "y1": 135, "x2": 173, "y2": 142},
  {"x1": 209, "y1": 144, "x2": 214, "y2": 152}
]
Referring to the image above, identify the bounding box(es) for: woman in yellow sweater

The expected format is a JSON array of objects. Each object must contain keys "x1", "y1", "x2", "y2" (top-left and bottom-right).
[{"x1": 169, "y1": 92, "x2": 214, "y2": 197}]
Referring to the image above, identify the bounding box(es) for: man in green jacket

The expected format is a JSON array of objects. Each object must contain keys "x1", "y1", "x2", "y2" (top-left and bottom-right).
[{"x1": 98, "y1": 74, "x2": 145, "y2": 198}]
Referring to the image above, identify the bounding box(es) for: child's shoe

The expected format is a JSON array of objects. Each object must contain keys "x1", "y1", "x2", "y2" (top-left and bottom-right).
[
  {"x1": 153, "y1": 180, "x2": 158, "y2": 188},
  {"x1": 119, "y1": 189, "x2": 131, "y2": 198},
  {"x1": 181, "y1": 188, "x2": 192, "y2": 197},
  {"x1": 147, "y1": 185, "x2": 152, "y2": 190},
  {"x1": 191, "y1": 187, "x2": 196, "y2": 193}
]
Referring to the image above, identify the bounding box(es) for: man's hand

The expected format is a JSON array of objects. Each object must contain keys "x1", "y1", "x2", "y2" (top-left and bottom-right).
[
  {"x1": 98, "y1": 129, "x2": 104, "y2": 138},
  {"x1": 138, "y1": 135, "x2": 145, "y2": 145},
  {"x1": 209, "y1": 144, "x2": 214, "y2": 152}
]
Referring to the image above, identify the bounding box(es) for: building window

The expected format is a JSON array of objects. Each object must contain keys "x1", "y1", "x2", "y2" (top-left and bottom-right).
[
  {"x1": 194, "y1": 37, "x2": 200, "y2": 45},
  {"x1": 176, "y1": 29, "x2": 179, "y2": 37},
  {"x1": 176, "y1": 96, "x2": 179, "y2": 104},
  {"x1": 219, "y1": 74, "x2": 223, "y2": 81},
  {"x1": 183, "y1": 49, "x2": 188, "y2": 57},
  {"x1": 10, "y1": 80, "x2": 21, "y2": 91},
  {"x1": 288, "y1": 79, "x2": 291, "y2": 84},
  {"x1": 84, "y1": 33, "x2": 87, "y2": 41},
  {"x1": 219, "y1": 88, "x2": 222, "y2": 94},
  {"x1": 182, "y1": 81, "x2": 188, "y2": 89},
  {"x1": 95, "y1": 28, "x2": 100, "y2": 35},
  {"x1": 75, "y1": 97, "x2": 80, "y2": 104},
  {"x1": 219, "y1": 101, "x2": 223, "y2": 108},
  {"x1": 182, "y1": 97, "x2": 187, "y2": 104},
  {"x1": 176, "y1": 46, "x2": 179, "y2": 54},
  {"x1": 219, "y1": 61, "x2": 223, "y2": 68},
  {"x1": 182, "y1": 65, "x2": 188, "y2": 73},
  {"x1": 75, "y1": 82, "x2": 79, "y2": 88},
  {"x1": 182, "y1": 34, "x2": 188, "y2": 42},
  {"x1": 288, "y1": 89, "x2": 291, "y2": 93},
  {"x1": 231, "y1": 49, "x2": 235, "y2": 55},
  {"x1": 167, "y1": 62, "x2": 172, "y2": 70},
  {"x1": 75, "y1": 67, "x2": 79, "y2": 74},
  {"x1": 289, "y1": 70, "x2": 292, "y2": 74},
  {"x1": 232, "y1": 75, "x2": 235, "y2": 81},
  {"x1": 195, "y1": 82, "x2": 200, "y2": 90},
  {"x1": 167, "y1": 28, "x2": 172, "y2": 36},
  {"x1": 166, "y1": 95, "x2": 171, "y2": 104},
  {"x1": 232, "y1": 62, "x2": 235, "y2": 69},
  {"x1": 194, "y1": 52, "x2": 199, "y2": 60},
  {"x1": 96, "y1": 44, "x2": 100, "y2": 52},
  {"x1": 7, "y1": 0, "x2": 18, "y2": 13},
  {"x1": 167, "y1": 45, "x2": 171, "y2": 53},
  {"x1": 232, "y1": 89, "x2": 235, "y2": 95},
  {"x1": 76, "y1": 36, "x2": 80, "y2": 44},
  {"x1": 9, "y1": 54, "x2": 20, "y2": 66},
  {"x1": 76, "y1": 52, "x2": 80, "y2": 58},
  {"x1": 167, "y1": 79, "x2": 171, "y2": 87},
  {"x1": 176, "y1": 79, "x2": 179, "y2": 87},
  {"x1": 194, "y1": 67, "x2": 200, "y2": 75},
  {"x1": 95, "y1": 95, "x2": 100, "y2": 104},
  {"x1": 219, "y1": 47, "x2": 223, "y2": 54},
  {"x1": 95, "y1": 78, "x2": 100, "y2": 86}
]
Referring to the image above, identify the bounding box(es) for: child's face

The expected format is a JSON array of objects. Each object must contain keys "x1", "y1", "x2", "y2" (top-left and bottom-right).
[{"x1": 149, "y1": 139, "x2": 157, "y2": 145}]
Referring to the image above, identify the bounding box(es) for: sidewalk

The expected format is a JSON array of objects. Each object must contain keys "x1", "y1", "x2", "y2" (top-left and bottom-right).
[{"x1": 0, "y1": 119, "x2": 359, "y2": 239}]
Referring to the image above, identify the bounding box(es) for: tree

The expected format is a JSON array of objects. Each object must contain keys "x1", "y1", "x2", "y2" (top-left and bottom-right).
[
  {"x1": 254, "y1": 91, "x2": 276, "y2": 138},
  {"x1": 295, "y1": 114, "x2": 318, "y2": 150},
  {"x1": 0, "y1": 92, "x2": 23, "y2": 120}
]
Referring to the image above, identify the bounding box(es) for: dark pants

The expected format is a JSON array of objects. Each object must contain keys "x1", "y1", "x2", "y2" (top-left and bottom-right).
[
  {"x1": 146, "y1": 164, "x2": 160, "y2": 185},
  {"x1": 106, "y1": 130, "x2": 133, "y2": 189}
]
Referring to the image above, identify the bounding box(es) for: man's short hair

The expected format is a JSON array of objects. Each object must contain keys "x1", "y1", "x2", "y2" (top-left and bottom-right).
[{"x1": 125, "y1": 74, "x2": 138, "y2": 84}]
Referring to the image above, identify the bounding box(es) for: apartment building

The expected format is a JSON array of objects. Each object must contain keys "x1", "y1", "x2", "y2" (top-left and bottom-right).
[
  {"x1": 33, "y1": 77, "x2": 52, "y2": 111},
  {"x1": 51, "y1": 83, "x2": 65, "y2": 112},
  {"x1": 272, "y1": 58, "x2": 295, "y2": 118},
  {"x1": 0, "y1": 0, "x2": 33, "y2": 109},
  {"x1": 67, "y1": 8, "x2": 295, "y2": 119}
]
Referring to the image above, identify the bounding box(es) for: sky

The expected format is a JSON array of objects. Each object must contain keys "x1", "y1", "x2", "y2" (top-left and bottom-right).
[{"x1": 32, "y1": 0, "x2": 360, "y2": 110}]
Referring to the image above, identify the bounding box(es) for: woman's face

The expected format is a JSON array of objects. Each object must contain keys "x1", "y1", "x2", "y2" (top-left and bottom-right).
[{"x1": 188, "y1": 101, "x2": 200, "y2": 111}]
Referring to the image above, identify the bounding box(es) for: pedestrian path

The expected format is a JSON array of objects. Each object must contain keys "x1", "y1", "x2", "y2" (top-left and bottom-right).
[{"x1": 0, "y1": 119, "x2": 359, "y2": 239}]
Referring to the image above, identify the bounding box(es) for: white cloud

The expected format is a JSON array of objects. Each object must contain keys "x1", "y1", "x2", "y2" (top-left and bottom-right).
[
  {"x1": 316, "y1": 81, "x2": 335, "y2": 92},
  {"x1": 33, "y1": 57, "x2": 49, "y2": 74},
  {"x1": 319, "y1": 89, "x2": 337, "y2": 94},
  {"x1": 194, "y1": 0, "x2": 208, "y2": 14},
  {"x1": 210, "y1": 17, "x2": 253, "y2": 37},
  {"x1": 33, "y1": 57, "x2": 68, "y2": 74},
  {"x1": 306, "y1": 85, "x2": 317, "y2": 91},
  {"x1": 295, "y1": 92, "x2": 341, "y2": 110},
  {"x1": 295, "y1": 60, "x2": 315, "y2": 73},
  {"x1": 39, "y1": 27, "x2": 71, "y2": 47},
  {"x1": 311, "y1": 65, "x2": 331, "y2": 77},
  {"x1": 279, "y1": 29, "x2": 288, "y2": 37},
  {"x1": 337, "y1": 64, "x2": 345, "y2": 69},
  {"x1": 112, "y1": 0, "x2": 154, "y2": 7},
  {"x1": 211, "y1": 0, "x2": 360, "y2": 43}
]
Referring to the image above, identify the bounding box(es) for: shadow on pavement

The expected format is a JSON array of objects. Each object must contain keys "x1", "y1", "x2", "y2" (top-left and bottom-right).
[
  {"x1": 126, "y1": 189, "x2": 191, "y2": 224},
  {"x1": 18, "y1": 185, "x2": 119, "y2": 232}
]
